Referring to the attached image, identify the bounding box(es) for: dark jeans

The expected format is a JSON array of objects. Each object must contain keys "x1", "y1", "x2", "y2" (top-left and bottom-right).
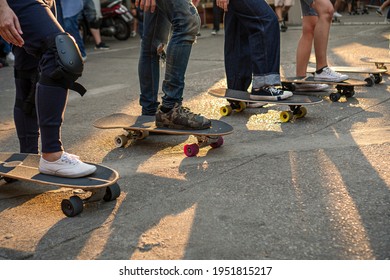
[
  {"x1": 9, "y1": 0, "x2": 70, "y2": 153},
  {"x1": 224, "y1": 0, "x2": 281, "y2": 91}
]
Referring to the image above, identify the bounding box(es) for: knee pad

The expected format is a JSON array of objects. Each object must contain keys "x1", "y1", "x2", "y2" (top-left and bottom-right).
[{"x1": 40, "y1": 32, "x2": 86, "y2": 96}]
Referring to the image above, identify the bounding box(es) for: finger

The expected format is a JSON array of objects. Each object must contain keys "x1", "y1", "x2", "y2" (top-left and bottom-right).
[
  {"x1": 143, "y1": 0, "x2": 150, "y2": 12},
  {"x1": 150, "y1": 0, "x2": 156, "y2": 13},
  {"x1": 13, "y1": 15, "x2": 23, "y2": 35},
  {"x1": 5, "y1": 27, "x2": 24, "y2": 46}
]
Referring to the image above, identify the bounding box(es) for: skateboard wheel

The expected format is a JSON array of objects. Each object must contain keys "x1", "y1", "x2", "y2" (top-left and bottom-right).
[
  {"x1": 280, "y1": 111, "x2": 293, "y2": 123},
  {"x1": 220, "y1": 105, "x2": 232, "y2": 116},
  {"x1": 61, "y1": 196, "x2": 84, "y2": 217},
  {"x1": 329, "y1": 93, "x2": 341, "y2": 102},
  {"x1": 234, "y1": 101, "x2": 247, "y2": 113},
  {"x1": 114, "y1": 134, "x2": 128, "y2": 148},
  {"x1": 364, "y1": 77, "x2": 374, "y2": 87},
  {"x1": 183, "y1": 144, "x2": 199, "y2": 157},
  {"x1": 103, "y1": 183, "x2": 121, "y2": 202},
  {"x1": 210, "y1": 136, "x2": 224, "y2": 148},
  {"x1": 296, "y1": 107, "x2": 307, "y2": 119},
  {"x1": 373, "y1": 74, "x2": 382, "y2": 84}
]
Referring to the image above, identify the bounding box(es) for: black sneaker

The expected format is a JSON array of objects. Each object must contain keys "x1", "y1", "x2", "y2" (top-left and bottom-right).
[
  {"x1": 95, "y1": 42, "x2": 110, "y2": 50},
  {"x1": 156, "y1": 103, "x2": 211, "y2": 130},
  {"x1": 280, "y1": 20, "x2": 288, "y2": 32},
  {"x1": 376, "y1": 8, "x2": 383, "y2": 16},
  {"x1": 250, "y1": 86, "x2": 293, "y2": 101}
]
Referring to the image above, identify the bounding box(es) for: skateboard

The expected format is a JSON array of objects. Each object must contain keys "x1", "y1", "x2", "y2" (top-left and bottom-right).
[
  {"x1": 93, "y1": 114, "x2": 234, "y2": 157},
  {"x1": 282, "y1": 76, "x2": 366, "y2": 102},
  {"x1": 208, "y1": 87, "x2": 322, "y2": 123},
  {"x1": 0, "y1": 152, "x2": 120, "y2": 217},
  {"x1": 307, "y1": 66, "x2": 386, "y2": 86},
  {"x1": 360, "y1": 57, "x2": 390, "y2": 72}
]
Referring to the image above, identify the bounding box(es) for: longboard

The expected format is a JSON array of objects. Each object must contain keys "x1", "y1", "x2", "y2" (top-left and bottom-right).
[
  {"x1": 360, "y1": 57, "x2": 390, "y2": 72},
  {"x1": 93, "y1": 114, "x2": 233, "y2": 157},
  {"x1": 282, "y1": 76, "x2": 366, "y2": 102},
  {"x1": 307, "y1": 66, "x2": 386, "y2": 86},
  {"x1": 0, "y1": 152, "x2": 120, "y2": 217},
  {"x1": 208, "y1": 87, "x2": 322, "y2": 123}
]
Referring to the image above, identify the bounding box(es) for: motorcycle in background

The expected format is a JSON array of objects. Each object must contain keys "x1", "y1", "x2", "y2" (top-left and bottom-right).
[{"x1": 80, "y1": 0, "x2": 133, "y2": 42}]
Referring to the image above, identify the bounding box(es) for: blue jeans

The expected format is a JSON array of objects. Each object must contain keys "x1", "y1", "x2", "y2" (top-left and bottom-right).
[
  {"x1": 224, "y1": 0, "x2": 281, "y2": 91},
  {"x1": 64, "y1": 13, "x2": 86, "y2": 57},
  {"x1": 138, "y1": 0, "x2": 200, "y2": 115}
]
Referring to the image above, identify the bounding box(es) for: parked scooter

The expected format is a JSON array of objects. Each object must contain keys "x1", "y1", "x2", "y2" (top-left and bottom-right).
[{"x1": 80, "y1": 0, "x2": 133, "y2": 42}]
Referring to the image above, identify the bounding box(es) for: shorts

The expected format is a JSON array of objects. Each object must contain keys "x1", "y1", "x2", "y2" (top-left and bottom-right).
[
  {"x1": 274, "y1": 0, "x2": 295, "y2": 7},
  {"x1": 300, "y1": 0, "x2": 317, "y2": 17}
]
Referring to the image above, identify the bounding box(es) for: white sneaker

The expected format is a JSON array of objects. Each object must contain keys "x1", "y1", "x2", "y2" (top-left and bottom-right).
[
  {"x1": 314, "y1": 67, "x2": 349, "y2": 82},
  {"x1": 39, "y1": 152, "x2": 97, "y2": 178},
  {"x1": 294, "y1": 83, "x2": 330, "y2": 92},
  {"x1": 6, "y1": 52, "x2": 14, "y2": 62},
  {"x1": 333, "y1": 12, "x2": 342, "y2": 18}
]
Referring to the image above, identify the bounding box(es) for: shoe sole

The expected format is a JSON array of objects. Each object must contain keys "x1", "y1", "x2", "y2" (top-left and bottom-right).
[
  {"x1": 250, "y1": 92, "x2": 293, "y2": 101},
  {"x1": 39, "y1": 166, "x2": 97, "y2": 178}
]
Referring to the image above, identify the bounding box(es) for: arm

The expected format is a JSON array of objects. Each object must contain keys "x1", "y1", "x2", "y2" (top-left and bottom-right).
[{"x1": 0, "y1": 0, "x2": 24, "y2": 47}]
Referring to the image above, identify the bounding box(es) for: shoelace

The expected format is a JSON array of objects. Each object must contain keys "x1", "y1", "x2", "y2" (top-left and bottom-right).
[
  {"x1": 179, "y1": 106, "x2": 202, "y2": 118},
  {"x1": 266, "y1": 86, "x2": 284, "y2": 96},
  {"x1": 61, "y1": 153, "x2": 80, "y2": 165},
  {"x1": 323, "y1": 67, "x2": 343, "y2": 77}
]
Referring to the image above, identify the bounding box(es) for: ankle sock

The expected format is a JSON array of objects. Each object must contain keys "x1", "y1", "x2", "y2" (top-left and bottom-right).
[{"x1": 316, "y1": 66, "x2": 328, "y2": 74}]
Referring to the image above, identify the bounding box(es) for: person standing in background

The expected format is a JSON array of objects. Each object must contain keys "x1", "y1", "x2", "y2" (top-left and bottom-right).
[
  {"x1": 61, "y1": 0, "x2": 87, "y2": 61},
  {"x1": 211, "y1": 0, "x2": 223, "y2": 35},
  {"x1": 82, "y1": 0, "x2": 110, "y2": 50}
]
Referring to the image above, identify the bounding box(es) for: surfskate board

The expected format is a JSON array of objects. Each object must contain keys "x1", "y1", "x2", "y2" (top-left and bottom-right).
[
  {"x1": 93, "y1": 114, "x2": 233, "y2": 157},
  {"x1": 307, "y1": 66, "x2": 386, "y2": 86},
  {"x1": 282, "y1": 76, "x2": 366, "y2": 102},
  {"x1": 0, "y1": 152, "x2": 120, "y2": 217},
  {"x1": 208, "y1": 87, "x2": 322, "y2": 122}
]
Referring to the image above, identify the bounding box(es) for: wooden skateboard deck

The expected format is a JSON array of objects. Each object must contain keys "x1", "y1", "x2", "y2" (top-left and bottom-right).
[
  {"x1": 93, "y1": 114, "x2": 234, "y2": 157},
  {"x1": 282, "y1": 76, "x2": 366, "y2": 102},
  {"x1": 208, "y1": 87, "x2": 322, "y2": 122},
  {"x1": 307, "y1": 66, "x2": 386, "y2": 86},
  {"x1": 0, "y1": 152, "x2": 120, "y2": 217},
  {"x1": 360, "y1": 57, "x2": 390, "y2": 72}
]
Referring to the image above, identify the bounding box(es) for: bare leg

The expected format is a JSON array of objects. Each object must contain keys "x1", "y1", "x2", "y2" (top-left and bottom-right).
[
  {"x1": 296, "y1": 16, "x2": 317, "y2": 77},
  {"x1": 90, "y1": 27, "x2": 102, "y2": 45},
  {"x1": 312, "y1": 0, "x2": 334, "y2": 70}
]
